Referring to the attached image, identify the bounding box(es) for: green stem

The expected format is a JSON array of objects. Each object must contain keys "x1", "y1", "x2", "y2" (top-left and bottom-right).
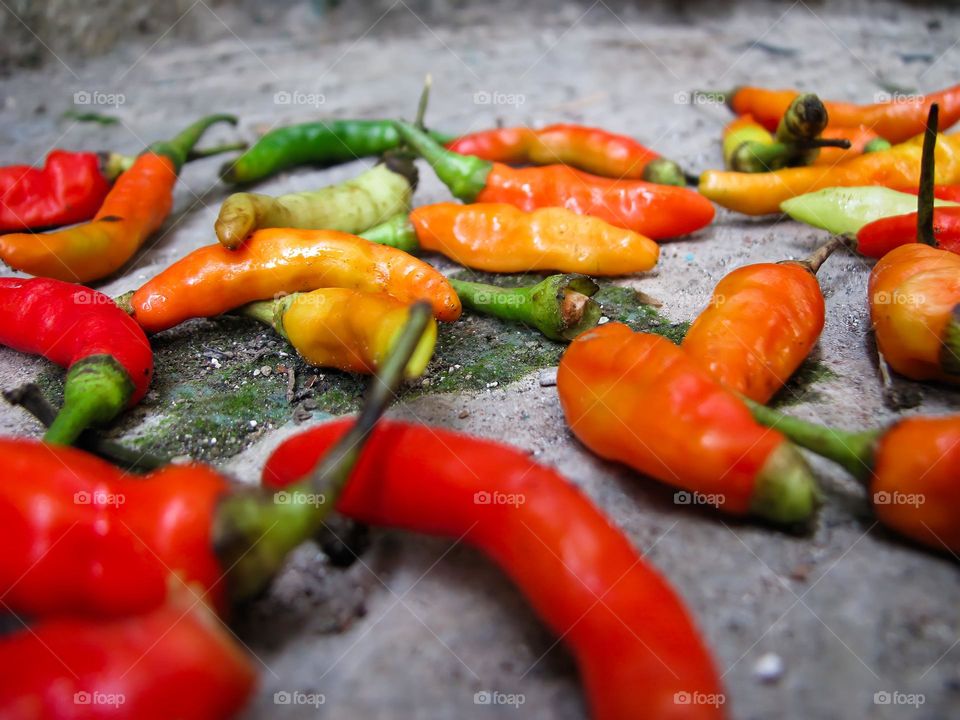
[
  {"x1": 917, "y1": 103, "x2": 939, "y2": 247},
  {"x1": 148, "y1": 114, "x2": 238, "y2": 172},
  {"x1": 3, "y1": 383, "x2": 167, "y2": 471},
  {"x1": 213, "y1": 302, "x2": 433, "y2": 603},
  {"x1": 642, "y1": 158, "x2": 687, "y2": 187},
  {"x1": 776, "y1": 93, "x2": 828, "y2": 142},
  {"x1": 941, "y1": 304, "x2": 960, "y2": 376},
  {"x1": 358, "y1": 214, "x2": 420, "y2": 253},
  {"x1": 101, "y1": 142, "x2": 248, "y2": 181},
  {"x1": 237, "y1": 297, "x2": 283, "y2": 332},
  {"x1": 392, "y1": 121, "x2": 492, "y2": 202},
  {"x1": 782, "y1": 234, "x2": 846, "y2": 275},
  {"x1": 864, "y1": 137, "x2": 892, "y2": 154},
  {"x1": 414, "y1": 74, "x2": 431, "y2": 130},
  {"x1": 450, "y1": 274, "x2": 601, "y2": 341},
  {"x1": 731, "y1": 138, "x2": 850, "y2": 173},
  {"x1": 742, "y1": 397, "x2": 880, "y2": 482},
  {"x1": 43, "y1": 356, "x2": 134, "y2": 446}
]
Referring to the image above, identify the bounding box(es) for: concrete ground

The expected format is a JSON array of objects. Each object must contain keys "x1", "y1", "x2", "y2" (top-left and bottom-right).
[{"x1": 1, "y1": 1, "x2": 959, "y2": 718}]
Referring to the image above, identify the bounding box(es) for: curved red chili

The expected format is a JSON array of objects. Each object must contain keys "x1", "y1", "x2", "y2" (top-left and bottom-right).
[
  {"x1": 856, "y1": 206, "x2": 960, "y2": 257},
  {"x1": 263, "y1": 419, "x2": 727, "y2": 720},
  {"x1": 0, "y1": 277, "x2": 153, "y2": 445}
]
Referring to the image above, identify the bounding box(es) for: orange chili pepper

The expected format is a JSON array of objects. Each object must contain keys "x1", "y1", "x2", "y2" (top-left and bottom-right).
[
  {"x1": 557, "y1": 323, "x2": 818, "y2": 524},
  {"x1": 0, "y1": 115, "x2": 235, "y2": 283},
  {"x1": 699, "y1": 131, "x2": 960, "y2": 215},
  {"x1": 726, "y1": 83, "x2": 960, "y2": 142},
  {"x1": 748, "y1": 402, "x2": 960, "y2": 553},
  {"x1": 814, "y1": 125, "x2": 887, "y2": 165},
  {"x1": 682, "y1": 238, "x2": 841, "y2": 403},
  {"x1": 124, "y1": 228, "x2": 461, "y2": 333},
  {"x1": 409, "y1": 202, "x2": 659, "y2": 274}
]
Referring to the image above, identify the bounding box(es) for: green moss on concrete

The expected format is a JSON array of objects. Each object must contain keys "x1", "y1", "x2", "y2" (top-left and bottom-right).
[
  {"x1": 771, "y1": 359, "x2": 839, "y2": 407},
  {"x1": 32, "y1": 275, "x2": 678, "y2": 463}
]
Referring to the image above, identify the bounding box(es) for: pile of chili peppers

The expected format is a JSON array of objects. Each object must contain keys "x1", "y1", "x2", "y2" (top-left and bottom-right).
[{"x1": 2, "y1": 74, "x2": 959, "y2": 720}]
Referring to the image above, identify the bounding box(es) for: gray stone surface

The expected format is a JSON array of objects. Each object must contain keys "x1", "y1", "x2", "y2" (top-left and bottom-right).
[{"x1": 2, "y1": 1, "x2": 960, "y2": 718}]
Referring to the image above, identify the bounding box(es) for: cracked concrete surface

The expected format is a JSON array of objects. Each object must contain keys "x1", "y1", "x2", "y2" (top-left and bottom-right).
[{"x1": 1, "y1": 1, "x2": 960, "y2": 718}]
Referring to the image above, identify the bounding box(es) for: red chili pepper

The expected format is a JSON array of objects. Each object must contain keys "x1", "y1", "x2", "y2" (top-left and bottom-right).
[
  {"x1": 0, "y1": 277, "x2": 153, "y2": 445},
  {"x1": 890, "y1": 184, "x2": 960, "y2": 203},
  {"x1": 446, "y1": 123, "x2": 686, "y2": 185},
  {"x1": 262, "y1": 418, "x2": 727, "y2": 720},
  {"x1": 0, "y1": 151, "x2": 110, "y2": 232},
  {"x1": 0, "y1": 600, "x2": 255, "y2": 720},
  {"x1": 855, "y1": 206, "x2": 960, "y2": 257},
  {"x1": 557, "y1": 323, "x2": 818, "y2": 523},
  {"x1": 396, "y1": 121, "x2": 714, "y2": 240}
]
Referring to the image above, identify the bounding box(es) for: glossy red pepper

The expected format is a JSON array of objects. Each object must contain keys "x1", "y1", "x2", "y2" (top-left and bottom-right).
[
  {"x1": 446, "y1": 123, "x2": 686, "y2": 185},
  {"x1": 0, "y1": 601, "x2": 255, "y2": 720},
  {"x1": 0, "y1": 277, "x2": 153, "y2": 445},
  {"x1": 262, "y1": 419, "x2": 727, "y2": 720},
  {"x1": 0, "y1": 150, "x2": 110, "y2": 232},
  {"x1": 855, "y1": 206, "x2": 960, "y2": 257},
  {"x1": 396, "y1": 121, "x2": 715, "y2": 240}
]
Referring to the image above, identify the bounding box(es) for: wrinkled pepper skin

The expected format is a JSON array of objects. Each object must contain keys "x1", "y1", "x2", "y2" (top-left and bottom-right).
[
  {"x1": 251, "y1": 288, "x2": 438, "y2": 376},
  {"x1": 0, "y1": 150, "x2": 110, "y2": 232},
  {"x1": 447, "y1": 124, "x2": 663, "y2": 179},
  {"x1": 0, "y1": 602, "x2": 255, "y2": 720},
  {"x1": 856, "y1": 206, "x2": 960, "y2": 257},
  {"x1": 409, "y1": 202, "x2": 659, "y2": 274},
  {"x1": 478, "y1": 163, "x2": 714, "y2": 239},
  {"x1": 700, "y1": 132, "x2": 960, "y2": 215},
  {"x1": 729, "y1": 84, "x2": 960, "y2": 142},
  {"x1": 869, "y1": 243, "x2": 960, "y2": 383},
  {"x1": 0, "y1": 153, "x2": 175, "y2": 282},
  {"x1": 871, "y1": 416, "x2": 960, "y2": 552},
  {"x1": 0, "y1": 277, "x2": 153, "y2": 445},
  {"x1": 128, "y1": 229, "x2": 461, "y2": 333},
  {"x1": 557, "y1": 324, "x2": 817, "y2": 523},
  {"x1": 682, "y1": 263, "x2": 825, "y2": 403},
  {"x1": 0, "y1": 437, "x2": 228, "y2": 618},
  {"x1": 262, "y1": 419, "x2": 727, "y2": 720}
]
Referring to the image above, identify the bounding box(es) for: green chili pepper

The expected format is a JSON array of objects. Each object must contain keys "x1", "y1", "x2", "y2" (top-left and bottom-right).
[
  {"x1": 222, "y1": 120, "x2": 454, "y2": 185},
  {"x1": 215, "y1": 156, "x2": 417, "y2": 249},
  {"x1": 781, "y1": 186, "x2": 960, "y2": 236},
  {"x1": 449, "y1": 274, "x2": 601, "y2": 341},
  {"x1": 358, "y1": 214, "x2": 419, "y2": 253}
]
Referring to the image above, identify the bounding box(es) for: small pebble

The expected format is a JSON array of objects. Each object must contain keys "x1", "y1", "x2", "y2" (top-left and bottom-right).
[
  {"x1": 458, "y1": 410, "x2": 469, "y2": 419},
  {"x1": 598, "y1": 316, "x2": 610, "y2": 325},
  {"x1": 260, "y1": 365, "x2": 272, "y2": 376},
  {"x1": 753, "y1": 652, "x2": 784, "y2": 683},
  {"x1": 249, "y1": 420, "x2": 258, "y2": 428},
  {"x1": 539, "y1": 367, "x2": 558, "y2": 387},
  {"x1": 486, "y1": 381, "x2": 498, "y2": 389}
]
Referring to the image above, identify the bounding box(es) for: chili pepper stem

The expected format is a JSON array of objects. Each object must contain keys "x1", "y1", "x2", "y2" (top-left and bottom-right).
[
  {"x1": 642, "y1": 158, "x2": 687, "y2": 187},
  {"x1": 449, "y1": 274, "x2": 601, "y2": 341},
  {"x1": 392, "y1": 121, "x2": 492, "y2": 202},
  {"x1": 3, "y1": 383, "x2": 167, "y2": 471},
  {"x1": 942, "y1": 305, "x2": 960, "y2": 375},
  {"x1": 743, "y1": 397, "x2": 880, "y2": 482},
  {"x1": 358, "y1": 214, "x2": 420, "y2": 253},
  {"x1": 751, "y1": 441, "x2": 822, "y2": 523},
  {"x1": 114, "y1": 291, "x2": 134, "y2": 315},
  {"x1": 148, "y1": 114, "x2": 239, "y2": 172},
  {"x1": 213, "y1": 303, "x2": 432, "y2": 603},
  {"x1": 917, "y1": 104, "x2": 939, "y2": 247},
  {"x1": 42, "y1": 355, "x2": 134, "y2": 446},
  {"x1": 783, "y1": 234, "x2": 846, "y2": 275},
  {"x1": 864, "y1": 137, "x2": 893, "y2": 153}
]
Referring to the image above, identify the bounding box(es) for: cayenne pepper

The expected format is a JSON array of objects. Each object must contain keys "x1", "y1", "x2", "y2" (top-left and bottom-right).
[
  {"x1": 557, "y1": 323, "x2": 818, "y2": 523},
  {"x1": 262, "y1": 418, "x2": 727, "y2": 720},
  {"x1": 394, "y1": 121, "x2": 715, "y2": 240},
  {"x1": 0, "y1": 277, "x2": 152, "y2": 445}
]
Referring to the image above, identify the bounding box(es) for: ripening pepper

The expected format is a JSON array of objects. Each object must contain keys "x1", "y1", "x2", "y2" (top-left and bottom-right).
[
  {"x1": 122, "y1": 228, "x2": 461, "y2": 333},
  {"x1": 855, "y1": 207, "x2": 960, "y2": 257},
  {"x1": 408, "y1": 202, "x2": 659, "y2": 274},
  {"x1": 395, "y1": 121, "x2": 715, "y2": 240},
  {"x1": 240, "y1": 288, "x2": 437, "y2": 376},
  {"x1": 215, "y1": 156, "x2": 416, "y2": 249},
  {"x1": 682, "y1": 237, "x2": 842, "y2": 403},
  {"x1": 446, "y1": 123, "x2": 688, "y2": 185},
  {"x1": 262, "y1": 419, "x2": 727, "y2": 720},
  {"x1": 722, "y1": 83, "x2": 960, "y2": 142},
  {"x1": 0, "y1": 115, "x2": 237, "y2": 283},
  {"x1": 747, "y1": 401, "x2": 960, "y2": 553},
  {"x1": 0, "y1": 277, "x2": 153, "y2": 445},
  {"x1": 0, "y1": 600, "x2": 256, "y2": 720},
  {"x1": 557, "y1": 323, "x2": 818, "y2": 523}
]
